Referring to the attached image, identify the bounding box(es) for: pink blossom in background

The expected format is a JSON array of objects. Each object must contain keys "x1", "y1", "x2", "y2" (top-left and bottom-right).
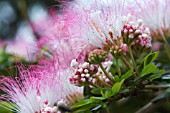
[
  {"x1": 30, "y1": 9, "x2": 89, "y2": 68},
  {"x1": 134, "y1": 0, "x2": 170, "y2": 42},
  {"x1": 4, "y1": 23, "x2": 37, "y2": 61}
]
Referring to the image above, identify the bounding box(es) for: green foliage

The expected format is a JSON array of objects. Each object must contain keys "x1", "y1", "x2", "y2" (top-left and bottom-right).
[
  {"x1": 72, "y1": 51, "x2": 166, "y2": 112},
  {"x1": 114, "y1": 75, "x2": 120, "y2": 82},
  {"x1": 0, "y1": 101, "x2": 16, "y2": 113},
  {"x1": 91, "y1": 88, "x2": 110, "y2": 95},
  {"x1": 138, "y1": 52, "x2": 159, "y2": 72},
  {"x1": 120, "y1": 70, "x2": 133, "y2": 80},
  {"x1": 110, "y1": 79, "x2": 125, "y2": 97},
  {"x1": 149, "y1": 69, "x2": 165, "y2": 81},
  {"x1": 140, "y1": 64, "x2": 157, "y2": 77},
  {"x1": 71, "y1": 97, "x2": 104, "y2": 113}
]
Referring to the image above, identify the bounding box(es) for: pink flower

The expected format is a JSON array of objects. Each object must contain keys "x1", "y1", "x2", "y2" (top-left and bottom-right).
[
  {"x1": 0, "y1": 60, "x2": 83, "y2": 113},
  {"x1": 134, "y1": 0, "x2": 170, "y2": 42},
  {"x1": 65, "y1": 0, "x2": 125, "y2": 48},
  {"x1": 58, "y1": 0, "x2": 152, "y2": 50}
]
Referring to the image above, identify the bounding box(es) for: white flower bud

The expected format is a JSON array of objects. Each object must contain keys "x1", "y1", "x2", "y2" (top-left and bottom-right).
[
  {"x1": 85, "y1": 74, "x2": 90, "y2": 78},
  {"x1": 82, "y1": 62, "x2": 89, "y2": 68},
  {"x1": 77, "y1": 68, "x2": 83, "y2": 73},
  {"x1": 142, "y1": 34, "x2": 148, "y2": 38},
  {"x1": 70, "y1": 59, "x2": 79, "y2": 69},
  {"x1": 84, "y1": 69, "x2": 89, "y2": 73}
]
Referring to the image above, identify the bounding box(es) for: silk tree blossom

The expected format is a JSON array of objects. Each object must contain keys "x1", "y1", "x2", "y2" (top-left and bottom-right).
[
  {"x1": 0, "y1": 60, "x2": 83, "y2": 113},
  {"x1": 32, "y1": 10, "x2": 89, "y2": 68},
  {"x1": 61, "y1": 0, "x2": 152, "y2": 52},
  {"x1": 134, "y1": 0, "x2": 170, "y2": 42},
  {"x1": 66, "y1": 0, "x2": 125, "y2": 49}
]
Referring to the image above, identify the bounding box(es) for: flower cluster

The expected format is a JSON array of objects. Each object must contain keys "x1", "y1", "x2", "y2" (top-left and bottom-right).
[
  {"x1": 70, "y1": 58, "x2": 114, "y2": 88},
  {"x1": 70, "y1": 59, "x2": 98, "y2": 86}
]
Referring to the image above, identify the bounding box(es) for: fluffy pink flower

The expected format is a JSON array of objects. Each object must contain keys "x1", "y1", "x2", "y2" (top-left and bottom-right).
[
  {"x1": 134, "y1": 0, "x2": 170, "y2": 42},
  {"x1": 58, "y1": 0, "x2": 152, "y2": 50},
  {"x1": 0, "y1": 60, "x2": 83, "y2": 113},
  {"x1": 30, "y1": 8, "x2": 88, "y2": 67}
]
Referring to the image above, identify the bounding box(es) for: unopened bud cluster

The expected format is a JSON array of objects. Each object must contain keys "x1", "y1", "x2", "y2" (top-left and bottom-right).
[
  {"x1": 70, "y1": 59, "x2": 98, "y2": 86},
  {"x1": 131, "y1": 36, "x2": 152, "y2": 55},
  {"x1": 122, "y1": 15, "x2": 150, "y2": 45},
  {"x1": 88, "y1": 49, "x2": 108, "y2": 64},
  {"x1": 110, "y1": 43, "x2": 128, "y2": 58}
]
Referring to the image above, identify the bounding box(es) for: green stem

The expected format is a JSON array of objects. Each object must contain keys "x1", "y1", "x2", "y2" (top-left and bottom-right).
[
  {"x1": 121, "y1": 57, "x2": 132, "y2": 70},
  {"x1": 99, "y1": 63, "x2": 115, "y2": 83},
  {"x1": 116, "y1": 59, "x2": 121, "y2": 76},
  {"x1": 163, "y1": 43, "x2": 170, "y2": 61},
  {"x1": 128, "y1": 45, "x2": 139, "y2": 77},
  {"x1": 96, "y1": 76, "x2": 112, "y2": 88},
  {"x1": 87, "y1": 81, "x2": 100, "y2": 88},
  {"x1": 121, "y1": 56, "x2": 137, "y2": 78}
]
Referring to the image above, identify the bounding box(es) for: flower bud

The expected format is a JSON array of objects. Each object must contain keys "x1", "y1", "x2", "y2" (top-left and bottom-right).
[{"x1": 88, "y1": 49, "x2": 108, "y2": 64}]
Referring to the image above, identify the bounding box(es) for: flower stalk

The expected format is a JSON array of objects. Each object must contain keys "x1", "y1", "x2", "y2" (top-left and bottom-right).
[
  {"x1": 163, "y1": 43, "x2": 170, "y2": 60},
  {"x1": 116, "y1": 59, "x2": 121, "y2": 76},
  {"x1": 128, "y1": 45, "x2": 139, "y2": 77},
  {"x1": 87, "y1": 81, "x2": 101, "y2": 88},
  {"x1": 95, "y1": 76, "x2": 112, "y2": 88},
  {"x1": 99, "y1": 63, "x2": 115, "y2": 83}
]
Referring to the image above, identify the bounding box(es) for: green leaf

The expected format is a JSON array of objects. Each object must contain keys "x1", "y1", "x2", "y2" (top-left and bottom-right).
[
  {"x1": 140, "y1": 64, "x2": 157, "y2": 77},
  {"x1": 149, "y1": 69, "x2": 165, "y2": 81},
  {"x1": 90, "y1": 97, "x2": 106, "y2": 101},
  {"x1": 139, "y1": 52, "x2": 159, "y2": 72},
  {"x1": 91, "y1": 88, "x2": 110, "y2": 95},
  {"x1": 73, "y1": 103, "x2": 99, "y2": 113},
  {"x1": 114, "y1": 75, "x2": 120, "y2": 82},
  {"x1": 101, "y1": 90, "x2": 110, "y2": 98},
  {"x1": 143, "y1": 52, "x2": 159, "y2": 66},
  {"x1": 0, "y1": 101, "x2": 16, "y2": 113},
  {"x1": 71, "y1": 99, "x2": 94, "y2": 109},
  {"x1": 120, "y1": 70, "x2": 133, "y2": 80},
  {"x1": 101, "y1": 103, "x2": 107, "y2": 108},
  {"x1": 110, "y1": 79, "x2": 125, "y2": 96}
]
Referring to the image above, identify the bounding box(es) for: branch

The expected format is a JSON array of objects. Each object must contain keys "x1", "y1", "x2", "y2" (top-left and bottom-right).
[{"x1": 135, "y1": 95, "x2": 170, "y2": 113}]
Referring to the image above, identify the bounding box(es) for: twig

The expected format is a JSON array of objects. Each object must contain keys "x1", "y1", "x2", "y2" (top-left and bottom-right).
[{"x1": 135, "y1": 95, "x2": 170, "y2": 113}]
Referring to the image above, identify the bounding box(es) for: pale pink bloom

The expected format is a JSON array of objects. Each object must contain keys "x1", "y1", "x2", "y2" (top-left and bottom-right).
[
  {"x1": 134, "y1": 0, "x2": 170, "y2": 41},
  {"x1": 4, "y1": 23, "x2": 37, "y2": 61},
  {"x1": 59, "y1": 0, "x2": 152, "y2": 50},
  {"x1": 0, "y1": 60, "x2": 83, "y2": 113},
  {"x1": 6, "y1": 39, "x2": 37, "y2": 61},
  {"x1": 66, "y1": 0, "x2": 126, "y2": 48},
  {"x1": 31, "y1": 10, "x2": 88, "y2": 67}
]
